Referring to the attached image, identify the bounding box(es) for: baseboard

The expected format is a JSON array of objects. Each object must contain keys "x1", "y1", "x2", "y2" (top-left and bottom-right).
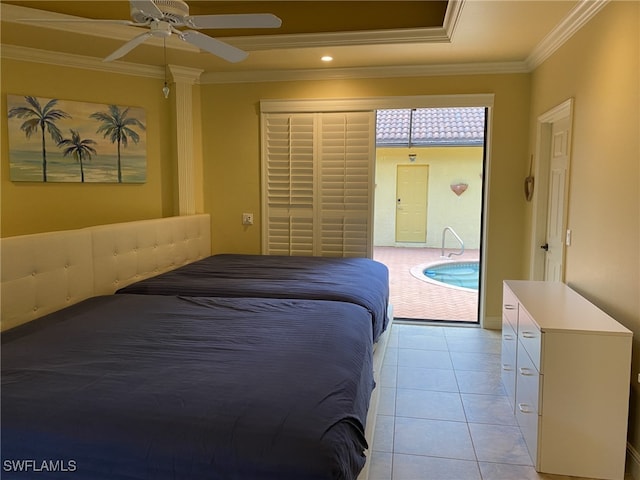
[
  {"x1": 627, "y1": 442, "x2": 640, "y2": 479},
  {"x1": 482, "y1": 314, "x2": 501, "y2": 330}
]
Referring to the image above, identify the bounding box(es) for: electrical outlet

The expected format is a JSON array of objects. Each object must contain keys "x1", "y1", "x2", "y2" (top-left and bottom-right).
[{"x1": 242, "y1": 213, "x2": 254, "y2": 225}]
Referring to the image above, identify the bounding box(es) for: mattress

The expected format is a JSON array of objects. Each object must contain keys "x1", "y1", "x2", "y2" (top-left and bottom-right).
[
  {"x1": 116, "y1": 254, "x2": 390, "y2": 341},
  {"x1": 1, "y1": 294, "x2": 375, "y2": 480}
]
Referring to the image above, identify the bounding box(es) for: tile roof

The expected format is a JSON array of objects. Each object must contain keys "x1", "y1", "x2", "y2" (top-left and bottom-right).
[{"x1": 376, "y1": 107, "x2": 485, "y2": 146}]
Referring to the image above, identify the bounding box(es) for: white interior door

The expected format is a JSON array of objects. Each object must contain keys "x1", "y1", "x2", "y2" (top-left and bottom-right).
[
  {"x1": 543, "y1": 116, "x2": 571, "y2": 281},
  {"x1": 530, "y1": 99, "x2": 573, "y2": 282}
]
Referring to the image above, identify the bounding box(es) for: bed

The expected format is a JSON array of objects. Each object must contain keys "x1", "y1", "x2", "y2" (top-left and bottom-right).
[
  {"x1": 116, "y1": 254, "x2": 390, "y2": 342},
  {"x1": 0, "y1": 215, "x2": 392, "y2": 480},
  {"x1": 2, "y1": 294, "x2": 374, "y2": 480}
]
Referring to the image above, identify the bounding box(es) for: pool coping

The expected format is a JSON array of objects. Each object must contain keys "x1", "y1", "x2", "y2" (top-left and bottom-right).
[{"x1": 409, "y1": 259, "x2": 479, "y2": 293}]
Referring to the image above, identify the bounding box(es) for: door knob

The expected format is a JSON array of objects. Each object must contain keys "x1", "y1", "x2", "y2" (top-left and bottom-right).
[{"x1": 540, "y1": 243, "x2": 549, "y2": 251}]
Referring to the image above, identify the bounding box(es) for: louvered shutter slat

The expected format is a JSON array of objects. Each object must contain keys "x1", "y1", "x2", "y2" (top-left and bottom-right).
[{"x1": 262, "y1": 111, "x2": 373, "y2": 257}]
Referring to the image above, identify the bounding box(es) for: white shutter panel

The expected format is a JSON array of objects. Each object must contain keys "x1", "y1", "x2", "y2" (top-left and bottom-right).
[
  {"x1": 263, "y1": 114, "x2": 315, "y2": 255},
  {"x1": 318, "y1": 112, "x2": 374, "y2": 257},
  {"x1": 261, "y1": 110, "x2": 374, "y2": 257}
]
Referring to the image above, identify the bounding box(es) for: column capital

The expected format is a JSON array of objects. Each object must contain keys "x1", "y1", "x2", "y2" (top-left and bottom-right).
[{"x1": 168, "y1": 65, "x2": 204, "y2": 85}]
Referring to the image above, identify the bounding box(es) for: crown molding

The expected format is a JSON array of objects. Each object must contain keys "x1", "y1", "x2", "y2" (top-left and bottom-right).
[
  {"x1": 443, "y1": 0, "x2": 465, "y2": 40},
  {"x1": 526, "y1": 0, "x2": 610, "y2": 70},
  {"x1": 1, "y1": 44, "x2": 164, "y2": 79},
  {"x1": 201, "y1": 61, "x2": 529, "y2": 84},
  {"x1": 229, "y1": 27, "x2": 449, "y2": 51},
  {"x1": 1, "y1": 42, "x2": 528, "y2": 84}
]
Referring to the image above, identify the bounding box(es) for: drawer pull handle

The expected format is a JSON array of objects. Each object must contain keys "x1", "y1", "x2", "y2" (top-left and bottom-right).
[
  {"x1": 502, "y1": 364, "x2": 513, "y2": 371},
  {"x1": 503, "y1": 334, "x2": 514, "y2": 341},
  {"x1": 522, "y1": 331, "x2": 537, "y2": 339},
  {"x1": 519, "y1": 367, "x2": 535, "y2": 376},
  {"x1": 504, "y1": 304, "x2": 516, "y2": 310},
  {"x1": 518, "y1": 403, "x2": 535, "y2": 414}
]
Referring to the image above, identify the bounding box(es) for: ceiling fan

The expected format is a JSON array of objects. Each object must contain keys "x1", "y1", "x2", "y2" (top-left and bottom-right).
[{"x1": 26, "y1": 0, "x2": 282, "y2": 63}]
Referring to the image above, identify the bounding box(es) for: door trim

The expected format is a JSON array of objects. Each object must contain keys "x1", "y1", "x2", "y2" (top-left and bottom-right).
[{"x1": 529, "y1": 98, "x2": 574, "y2": 280}]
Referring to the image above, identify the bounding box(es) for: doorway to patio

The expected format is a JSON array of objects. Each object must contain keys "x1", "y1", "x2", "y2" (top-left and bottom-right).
[{"x1": 372, "y1": 107, "x2": 487, "y2": 323}]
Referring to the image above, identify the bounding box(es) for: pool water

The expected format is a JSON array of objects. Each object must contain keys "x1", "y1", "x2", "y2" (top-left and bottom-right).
[{"x1": 423, "y1": 262, "x2": 479, "y2": 290}]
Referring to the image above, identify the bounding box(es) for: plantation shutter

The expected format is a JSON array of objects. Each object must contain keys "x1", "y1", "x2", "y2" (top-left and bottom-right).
[
  {"x1": 318, "y1": 113, "x2": 373, "y2": 257},
  {"x1": 261, "y1": 111, "x2": 375, "y2": 257},
  {"x1": 263, "y1": 114, "x2": 315, "y2": 256}
]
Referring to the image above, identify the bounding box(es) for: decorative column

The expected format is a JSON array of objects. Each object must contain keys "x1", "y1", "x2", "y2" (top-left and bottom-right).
[{"x1": 168, "y1": 65, "x2": 203, "y2": 216}]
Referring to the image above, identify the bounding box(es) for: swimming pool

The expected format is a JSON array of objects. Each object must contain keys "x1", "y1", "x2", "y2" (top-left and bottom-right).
[{"x1": 410, "y1": 260, "x2": 480, "y2": 292}]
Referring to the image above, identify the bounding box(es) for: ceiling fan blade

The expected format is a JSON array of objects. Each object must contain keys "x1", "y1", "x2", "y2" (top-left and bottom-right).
[
  {"x1": 186, "y1": 13, "x2": 282, "y2": 30},
  {"x1": 180, "y1": 30, "x2": 248, "y2": 63},
  {"x1": 103, "y1": 31, "x2": 153, "y2": 62},
  {"x1": 18, "y1": 18, "x2": 142, "y2": 26},
  {"x1": 129, "y1": 0, "x2": 164, "y2": 20}
]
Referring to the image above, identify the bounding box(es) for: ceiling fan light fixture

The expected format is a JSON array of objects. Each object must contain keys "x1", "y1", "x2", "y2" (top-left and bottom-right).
[{"x1": 131, "y1": 0, "x2": 189, "y2": 25}]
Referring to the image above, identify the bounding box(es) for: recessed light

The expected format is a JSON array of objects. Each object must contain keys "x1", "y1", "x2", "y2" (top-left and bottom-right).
[{"x1": 321, "y1": 56, "x2": 333, "y2": 62}]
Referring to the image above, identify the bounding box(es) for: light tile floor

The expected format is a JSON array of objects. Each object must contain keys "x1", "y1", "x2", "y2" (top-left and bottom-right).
[
  {"x1": 373, "y1": 247, "x2": 480, "y2": 322},
  {"x1": 368, "y1": 322, "x2": 632, "y2": 480}
]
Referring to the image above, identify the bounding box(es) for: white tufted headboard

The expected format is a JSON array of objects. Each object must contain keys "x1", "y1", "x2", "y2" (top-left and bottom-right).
[{"x1": 1, "y1": 214, "x2": 211, "y2": 331}]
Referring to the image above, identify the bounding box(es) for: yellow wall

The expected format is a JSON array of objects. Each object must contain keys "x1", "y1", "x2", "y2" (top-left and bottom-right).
[
  {"x1": 1, "y1": 58, "x2": 177, "y2": 236},
  {"x1": 526, "y1": 1, "x2": 640, "y2": 452},
  {"x1": 374, "y1": 146, "x2": 484, "y2": 249},
  {"x1": 1, "y1": 0, "x2": 638, "y2": 464},
  {"x1": 201, "y1": 74, "x2": 531, "y2": 323}
]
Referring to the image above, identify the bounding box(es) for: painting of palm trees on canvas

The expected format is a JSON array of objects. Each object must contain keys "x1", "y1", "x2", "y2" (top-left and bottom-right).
[{"x1": 7, "y1": 95, "x2": 146, "y2": 183}]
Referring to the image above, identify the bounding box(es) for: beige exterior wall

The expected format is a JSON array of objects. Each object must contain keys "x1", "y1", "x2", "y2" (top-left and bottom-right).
[
  {"x1": 526, "y1": 0, "x2": 639, "y2": 454},
  {"x1": 374, "y1": 146, "x2": 483, "y2": 249}
]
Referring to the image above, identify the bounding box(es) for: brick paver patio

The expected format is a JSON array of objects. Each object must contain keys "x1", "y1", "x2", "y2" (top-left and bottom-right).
[{"x1": 373, "y1": 246, "x2": 480, "y2": 322}]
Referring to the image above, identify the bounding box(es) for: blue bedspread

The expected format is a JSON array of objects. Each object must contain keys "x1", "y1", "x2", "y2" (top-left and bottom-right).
[
  {"x1": 116, "y1": 254, "x2": 390, "y2": 341},
  {"x1": 2, "y1": 295, "x2": 374, "y2": 480}
]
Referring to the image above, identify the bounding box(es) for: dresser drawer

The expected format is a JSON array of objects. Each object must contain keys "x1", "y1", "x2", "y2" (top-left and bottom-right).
[
  {"x1": 501, "y1": 323, "x2": 517, "y2": 406},
  {"x1": 515, "y1": 343, "x2": 541, "y2": 465},
  {"x1": 502, "y1": 285, "x2": 518, "y2": 331},
  {"x1": 518, "y1": 308, "x2": 542, "y2": 372}
]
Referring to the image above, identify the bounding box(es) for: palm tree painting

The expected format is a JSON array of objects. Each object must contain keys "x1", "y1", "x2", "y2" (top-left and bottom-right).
[
  {"x1": 7, "y1": 96, "x2": 71, "y2": 182},
  {"x1": 90, "y1": 105, "x2": 146, "y2": 183},
  {"x1": 7, "y1": 95, "x2": 146, "y2": 183},
  {"x1": 58, "y1": 130, "x2": 97, "y2": 183}
]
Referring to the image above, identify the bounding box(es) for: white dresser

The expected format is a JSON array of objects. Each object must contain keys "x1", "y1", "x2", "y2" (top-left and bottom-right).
[{"x1": 501, "y1": 280, "x2": 632, "y2": 480}]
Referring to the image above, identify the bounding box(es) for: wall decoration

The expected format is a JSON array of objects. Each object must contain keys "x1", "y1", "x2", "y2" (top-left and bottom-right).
[
  {"x1": 7, "y1": 95, "x2": 146, "y2": 183},
  {"x1": 450, "y1": 182, "x2": 468, "y2": 196},
  {"x1": 524, "y1": 154, "x2": 535, "y2": 201}
]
